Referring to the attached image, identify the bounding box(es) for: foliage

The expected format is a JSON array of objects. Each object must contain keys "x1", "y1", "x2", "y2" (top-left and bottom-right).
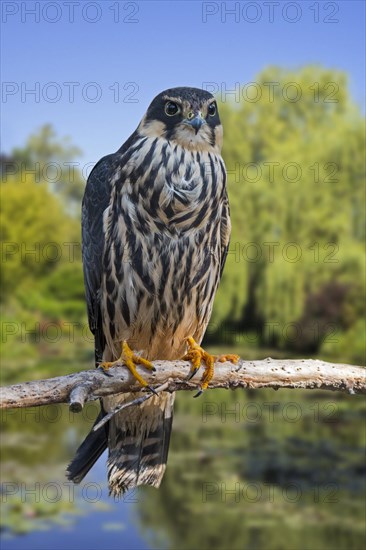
[
  {"x1": 1, "y1": 176, "x2": 79, "y2": 296},
  {"x1": 212, "y1": 66, "x2": 365, "y2": 358},
  {"x1": 1, "y1": 137, "x2": 85, "y2": 370},
  {"x1": 321, "y1": 318, "x2": 366, "y2": 365}
]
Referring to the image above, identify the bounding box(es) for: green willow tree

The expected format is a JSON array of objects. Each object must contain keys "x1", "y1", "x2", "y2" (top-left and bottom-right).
[{"x1": 211, "y1": 66, "x2": 365, "y2": 362}]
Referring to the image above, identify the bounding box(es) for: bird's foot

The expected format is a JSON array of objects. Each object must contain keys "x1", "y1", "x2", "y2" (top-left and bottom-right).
[
  {"x1": 182, "y1": 336, "x2": 239, "y2": 397},
  {"x1": 99, "y1": 341, "x2": 157, "y2": 393}
]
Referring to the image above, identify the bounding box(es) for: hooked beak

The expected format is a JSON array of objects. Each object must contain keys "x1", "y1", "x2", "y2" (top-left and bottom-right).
[{"x1": 184, "y1": 113, "x2": 206, "y2": 134}]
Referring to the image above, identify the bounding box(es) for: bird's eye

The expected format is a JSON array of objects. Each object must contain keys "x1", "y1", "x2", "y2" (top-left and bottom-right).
[
  {"x1": 208, "y1": 103, "x2": 217, "y2": 117},
  {"x1": 165, "y1": 101, "x2": 180, "y2": 116}
]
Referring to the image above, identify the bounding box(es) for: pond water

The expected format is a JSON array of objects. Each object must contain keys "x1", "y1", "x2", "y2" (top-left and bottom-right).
[{"x1": 1, "y1": 375, "x2": 365, "y2": 550}]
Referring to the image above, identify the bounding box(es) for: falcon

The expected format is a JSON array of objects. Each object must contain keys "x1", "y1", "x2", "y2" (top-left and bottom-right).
[{"x1": 67, "y1": 87, "x2": 238, "y2": 496}]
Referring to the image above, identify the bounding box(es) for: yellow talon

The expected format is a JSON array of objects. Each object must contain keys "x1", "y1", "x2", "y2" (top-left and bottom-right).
[
  {"x1": 216, "y1": 353, "x2": 240, "y2": 364},
  {"x1": 100, "y1": 341, "x2": 155, "y2": 388},
  {"x1": 182, "y1": 336, "x2": 239, "y2": 395}
]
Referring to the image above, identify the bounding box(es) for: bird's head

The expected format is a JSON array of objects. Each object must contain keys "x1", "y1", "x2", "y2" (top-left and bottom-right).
[{"x1": 137, "y1": 87, "x2": 223, "y2": 154}]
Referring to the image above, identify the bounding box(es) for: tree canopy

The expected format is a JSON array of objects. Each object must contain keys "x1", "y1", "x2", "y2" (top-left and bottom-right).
[{"x1": 212, "y1": 66, "x2": 365, "y2": 363}]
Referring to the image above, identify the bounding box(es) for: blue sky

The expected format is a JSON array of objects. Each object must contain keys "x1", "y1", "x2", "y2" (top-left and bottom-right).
[{"x1": 1, "y1": 0, "x2": 365, "y2": 166}]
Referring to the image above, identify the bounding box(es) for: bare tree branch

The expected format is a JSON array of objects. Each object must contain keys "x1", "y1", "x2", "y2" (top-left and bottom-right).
[{"x1": 0, "y1": 358, "x2": 365, "y2": 411}]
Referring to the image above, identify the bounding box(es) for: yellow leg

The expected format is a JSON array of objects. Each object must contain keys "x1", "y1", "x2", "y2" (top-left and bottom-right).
[
  {"x1": 100, "y1": 341, "x2": 156, "y2": 392},
  {"x1": 182, "y1": 336, "x2": 239, "y2": 397}
]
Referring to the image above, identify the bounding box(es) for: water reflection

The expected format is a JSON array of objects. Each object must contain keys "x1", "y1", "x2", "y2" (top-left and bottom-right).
[
  {"x1": 136, "y1": 390, "x2": 365, "y2": 550},
  {"x1": 1, "y1": 384, "x2": 365, "y2": 550}
]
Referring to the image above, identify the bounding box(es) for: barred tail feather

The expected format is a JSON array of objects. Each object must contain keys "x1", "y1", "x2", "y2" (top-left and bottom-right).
[
  {"x1": 66, "y1": 409, "x2": 108, "y2": 484},
  {"x1": 106, "y1": 392, "x2": 175, "y2": 497}
]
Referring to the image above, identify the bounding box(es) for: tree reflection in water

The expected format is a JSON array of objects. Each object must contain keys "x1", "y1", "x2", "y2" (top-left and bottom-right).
[{"x1": 1, "y1": 385, "x2": 365, "y2": 550}]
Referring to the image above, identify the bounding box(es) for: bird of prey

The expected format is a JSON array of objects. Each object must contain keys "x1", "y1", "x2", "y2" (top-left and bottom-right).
[{"x1": 67, "y1": 87, "x2": 238, "y2": 496}]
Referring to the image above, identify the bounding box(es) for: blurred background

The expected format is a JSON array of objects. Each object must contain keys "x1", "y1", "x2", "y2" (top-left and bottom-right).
[{"x1": 1, "y1": 1, "x2": 365, "y2": 549}]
